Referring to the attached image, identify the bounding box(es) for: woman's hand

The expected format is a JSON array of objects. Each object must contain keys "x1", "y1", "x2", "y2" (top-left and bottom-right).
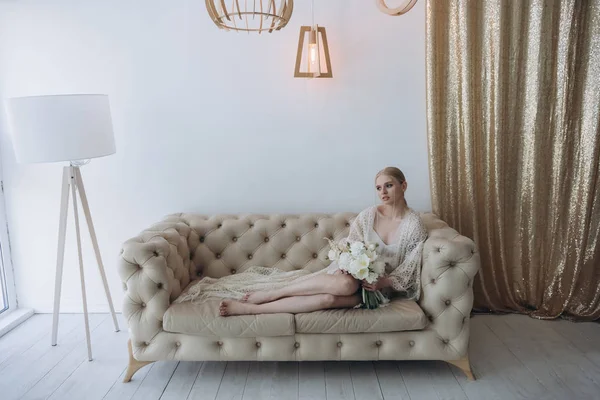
[{"x1": 362, "y1": 276, "x2": 391, "y2": 291}]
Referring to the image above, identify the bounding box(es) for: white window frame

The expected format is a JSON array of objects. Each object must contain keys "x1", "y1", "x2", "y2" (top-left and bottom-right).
[{"x1": 0, "y1": 180, "x2": 17, "y2": 317}]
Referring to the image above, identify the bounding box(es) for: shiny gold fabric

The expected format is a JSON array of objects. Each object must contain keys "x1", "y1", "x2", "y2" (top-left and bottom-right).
[{"x1": 426, "y1": 0, "x2": 600, "y2": 320}]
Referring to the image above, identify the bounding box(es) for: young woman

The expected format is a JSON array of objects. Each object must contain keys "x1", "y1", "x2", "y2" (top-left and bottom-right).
[{"x1": 174, "y1": 167, "x2": 428, "y2": 316}]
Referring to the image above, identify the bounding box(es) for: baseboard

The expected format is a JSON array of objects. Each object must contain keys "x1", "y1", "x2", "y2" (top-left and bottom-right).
[{"x1": 0, "y1": 308, "x2": 35, "y2": 338}]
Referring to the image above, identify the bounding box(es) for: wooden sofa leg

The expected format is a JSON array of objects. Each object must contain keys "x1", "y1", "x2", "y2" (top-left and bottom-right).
[
  {"x1": 123, "y1": 339, "x2": 154, "y2": 383},
  {"x1": 447, "y1": 356, "x2": 475, "y2": 381}
]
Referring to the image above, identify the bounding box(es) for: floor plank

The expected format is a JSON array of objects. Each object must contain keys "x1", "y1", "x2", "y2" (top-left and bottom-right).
[
  {"x1": 187, "y1": 361, "x2": 227, "y2": 400},
  {"x1": 454, "y1": 316, "x2": 549, "y2": 400},
  {"x1": 103, "y1": 362, "x2": 156, "y2": 400},
  {"x1": 46, "y1": 314, "x2": 129, "y2": 400},
  {"x1": 299, "y1": 361, "x2": 326, "y2": 400},
  {"x1": 0, "y1": 313, "x2": 106, "y2": 400},
  {"x1": 373, "y1": 361, "x2": 410, "y2": 400},
  {"x1": 242, "y1": 361, "x2": 277, "y2": 400},
  {"x1": 130, "y1": 360, "x2": 179, "y2": 400},
  {"x1": 502, "y1": 314, "x2": 600, "y2": 399},
  {"x1": 550, "y1": 318, "x2": 600, "y2": 370},
  {"x1": 272, "y1": 362, "x2": 299, "y2": 400},
  {"x1": 160, "y1": 361, "x2": 204, "y2": 400},
  {"x1": 399, "y1": 360, "x2": 442, "y2": 400},
  {"x1": 350, "y1": 361, "x2": 384, "y2": 400},
  {"x1": 214, "y1": 361, "x2": 250, "y2": 400},
  {"x1": 324, "y1": 361, "x2": 354, "y2": 400},
  {"x1": 0, "y1": 314, "x2": 50, "y2": 367},
  {"x1": 0, "y1": 314, "x2": 78, "y2": 370}
]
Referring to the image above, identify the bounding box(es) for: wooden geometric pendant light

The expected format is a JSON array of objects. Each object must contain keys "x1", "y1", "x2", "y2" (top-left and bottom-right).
[
  {"x1": 294, "y1": 25, "x2": 332, "y2": 78},
  {"x1": 205, "y1": 0, "x2": 294, "y2": 33}
]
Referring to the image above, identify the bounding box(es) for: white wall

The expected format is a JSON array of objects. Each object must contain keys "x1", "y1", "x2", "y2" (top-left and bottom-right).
[{"x1": 0, "y1": 0, "x2": 428, "y2": 313}]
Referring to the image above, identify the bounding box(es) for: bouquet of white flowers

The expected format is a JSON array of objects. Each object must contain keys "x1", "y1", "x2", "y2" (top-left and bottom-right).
[{"x1": 325, "y1": 238, "x2": 390, "y2": 309}]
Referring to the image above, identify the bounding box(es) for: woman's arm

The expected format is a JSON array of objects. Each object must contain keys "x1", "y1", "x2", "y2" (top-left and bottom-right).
[{"x1": 387, "y1": 217, "x2": 427, "y2": 298}]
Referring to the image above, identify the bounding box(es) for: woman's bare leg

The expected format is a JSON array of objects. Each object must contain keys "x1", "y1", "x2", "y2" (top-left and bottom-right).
[
  {"x1": 220, "y1": 293, "x2": 361, "y2": 316},
  {"x1": 243, "y1": 273, "x2": 359, "y2": 304}
]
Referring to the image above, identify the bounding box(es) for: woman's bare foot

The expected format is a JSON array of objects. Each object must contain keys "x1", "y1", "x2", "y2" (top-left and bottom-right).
[
  {"x1": 242, "y1": 291, "x2": 277, "y2": 304},
  {"x1": 219, "y1": 300, "x2": 254, "y2": 316}
]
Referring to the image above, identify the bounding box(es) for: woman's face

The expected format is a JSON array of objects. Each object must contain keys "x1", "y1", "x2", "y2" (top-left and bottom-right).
[{"x1": 375, "y1": 175, "x2": 405, "y2": 205}]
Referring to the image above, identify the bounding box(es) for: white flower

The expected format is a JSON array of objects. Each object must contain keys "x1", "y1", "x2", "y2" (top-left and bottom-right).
[
  {"x1": 365, "y1": 271, "x2": 379, "y2": 283},
  {"x1": 328, "y1": 248, "x2": 340, "y2": 261},
  {"x1": 355, "y1": 266, "x2": 370, "y2": 280},
  {"x1": 350, "y1": 242, "x2": 365, "y2": 257},
  {"x1": 338, "y1": 252, "x2": 352, "y2": 269},
  {"x1": 348, "y1": 253, "x2": 370, "y2": 275},
  {"x1": 365, "y1": 249, "x2": 378, "y2": 261},
  {"x1": 372, "y1": 261, "x2": 385, "y2": 275},
  {"x1": 368, "y1": 243, "x2": 377, "y2": 251}
]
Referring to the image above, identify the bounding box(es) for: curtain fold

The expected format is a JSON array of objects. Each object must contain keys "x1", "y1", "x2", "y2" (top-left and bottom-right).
[{"x1": 426, "y1": 0, "x2": 600, "y2": 320}]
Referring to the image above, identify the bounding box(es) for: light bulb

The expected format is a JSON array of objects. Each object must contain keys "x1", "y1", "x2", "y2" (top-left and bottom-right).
[{"x1": 309, "y1": 42, "x2": 318, "y2": 71}]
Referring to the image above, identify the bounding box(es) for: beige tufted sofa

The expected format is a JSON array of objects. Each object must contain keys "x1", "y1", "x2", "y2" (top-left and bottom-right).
[{"x1": 118, "y1": 211, "x2": 480, "y2": 382}]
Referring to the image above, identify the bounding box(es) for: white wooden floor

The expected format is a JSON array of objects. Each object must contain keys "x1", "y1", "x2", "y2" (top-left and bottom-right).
[{"x1": 0, "y1": 313, "x2": 599, "y2": 400}]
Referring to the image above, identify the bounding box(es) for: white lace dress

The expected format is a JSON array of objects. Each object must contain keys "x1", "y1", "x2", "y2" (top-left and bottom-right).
[
  {"x1": 325, "y1": 206, "x2": 428, "y2": 301},
  {"x1": 175, "y1": 206, "x2": 428, "y2": 304}
]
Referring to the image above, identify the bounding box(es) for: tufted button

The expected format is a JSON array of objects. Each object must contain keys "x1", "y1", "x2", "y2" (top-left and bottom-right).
[
  {"x1": 337, "y1": 341, "x2": 343, "y2": 347},
  {"x1": 430, "y1": 278, "x2": 436, "y2": 284},
  {"x1": 189, "y1": 254, "x2": 194, "y2": 260},
  {"x1": 345, "y1": 222, "x2": 350, "y2": 227},
  {"x1": 248, "y1": 254, "x2": 253, "y2": 260},
  {"x1": 428, "y1": 315, "x2": 434, "y2": 322},
  {"x1": 264, "y1": 237, "x2": 269, "y2": 242},
  {"x1": 409, "y1": 340, "x2": 415, "y2": 347},
  {"x1": 329, "y1": 236, "x2": 334, "y2": 240},
  {"x1": 312, "y1": 253, "x2": 318, "y2": 259},
  {"x1": 436, "y1": 247, "x2": 441, "y2": 252},
  {"x1": 449, "y1": 261, "x2": 456, "y2": 267},
  {"x1": 294, "y1": 342, "x2": 300, "y2": 348},
  {"x1": 232, "y1": 237, "x2": 237, "y2": 242},
  {"x1": 217, "y1": 341, "x2": 223, "y2": 346},
  {"x1": 175, "y1": 341, "x2": 181, "y2": 347},
  {"x1": 249, "y1": 224, "x2": 254, "y2": 228},
  {"x1": 281, "y1": 223, "x2": 286, "y2": 228},
  {"x1": 217, "y1": 223, "x2": 222, "y2": 228},
  {"x1": 256, "y1": 342, "x2": 261, "y2": 348},
  {"x1": 445, "y1": 300, "x2": 451, "y2": 306},
  {"x1": 197, "y1": 271, "x2": 202, "y2": 276},
  {"x1": 375, "y1": 340, "x2": 382, "y2": 347},
  {"x1": 443, "y1": 339, "x2": 449, "y2": 344},
  {"x1": 296, "y1": 236, "x2": 301, "y2": 241},
  {"x1": 153, "y1": 251, "x2": 159, "y2": 257},
  {"x1": 200, "y1": 236, "x2": 205, "y2": 243},
  {"x1": 216, "y1": 253, "x2": 221, "y2": 259},
  {"x1": 144, "y1": 341, "x2": 150, "y2": 346},
  {"x1": 231, "y1": 269, "x2": 236, "y2": 274},
  {"x1": 140, "y1": 302, "x2": 146, "y2": 308},
  {"x1": 281, "y1": 254, "x2": 286, "y2": 259},
  {"x1": 314, "y1": 223, "x2": 319, "y2": 228},
  {"x1": 157, "y1": 282, "x2": 163, "y2": 289}
]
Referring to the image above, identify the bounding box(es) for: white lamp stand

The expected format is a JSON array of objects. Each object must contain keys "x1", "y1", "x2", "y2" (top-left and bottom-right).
[{"x1": 6, "y1": 94, "x2": 120, "y2": 361}]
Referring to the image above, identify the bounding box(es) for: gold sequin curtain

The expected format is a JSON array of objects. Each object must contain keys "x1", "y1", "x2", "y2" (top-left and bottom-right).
[{"x1": 426, "y1": 0, "x2": 600, "y2": 320}]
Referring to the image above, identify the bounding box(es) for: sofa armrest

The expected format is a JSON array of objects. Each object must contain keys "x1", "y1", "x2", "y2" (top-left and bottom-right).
[
  {"x1": 118, "y1": 216, "x2": 195, "y2": 345},
  {"x1": 418, "y1": 213, "x2": 480, "y2": 356}
]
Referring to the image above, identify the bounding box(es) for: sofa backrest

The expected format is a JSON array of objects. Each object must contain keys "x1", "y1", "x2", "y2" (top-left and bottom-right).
[{"x1": 169, "y1": 211, "x2": 449, "y2": 283}]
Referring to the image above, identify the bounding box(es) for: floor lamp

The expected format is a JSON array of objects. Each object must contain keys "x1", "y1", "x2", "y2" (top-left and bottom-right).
[{"x1": 6, "y1": 94, "x2": 120, "y2": 361}]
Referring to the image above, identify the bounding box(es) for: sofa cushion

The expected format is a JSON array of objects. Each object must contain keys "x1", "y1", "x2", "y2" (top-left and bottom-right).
[
  {"x1": 163, "y1": 299, "x2": 295, "y2": 338},
  {"x1": 294, "y1": 299, "x2": 428, "y2": 334}
]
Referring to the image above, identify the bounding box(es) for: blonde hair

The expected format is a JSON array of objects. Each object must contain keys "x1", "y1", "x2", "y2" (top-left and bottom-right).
[{"x1": 375, "y1": 167, "x2": 408, "y2": 207}]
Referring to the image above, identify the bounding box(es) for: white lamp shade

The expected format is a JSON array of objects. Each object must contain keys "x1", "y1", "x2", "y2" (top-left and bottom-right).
[{"x1": 5, "y1": 94, "x2": 116, "y2": 163}]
